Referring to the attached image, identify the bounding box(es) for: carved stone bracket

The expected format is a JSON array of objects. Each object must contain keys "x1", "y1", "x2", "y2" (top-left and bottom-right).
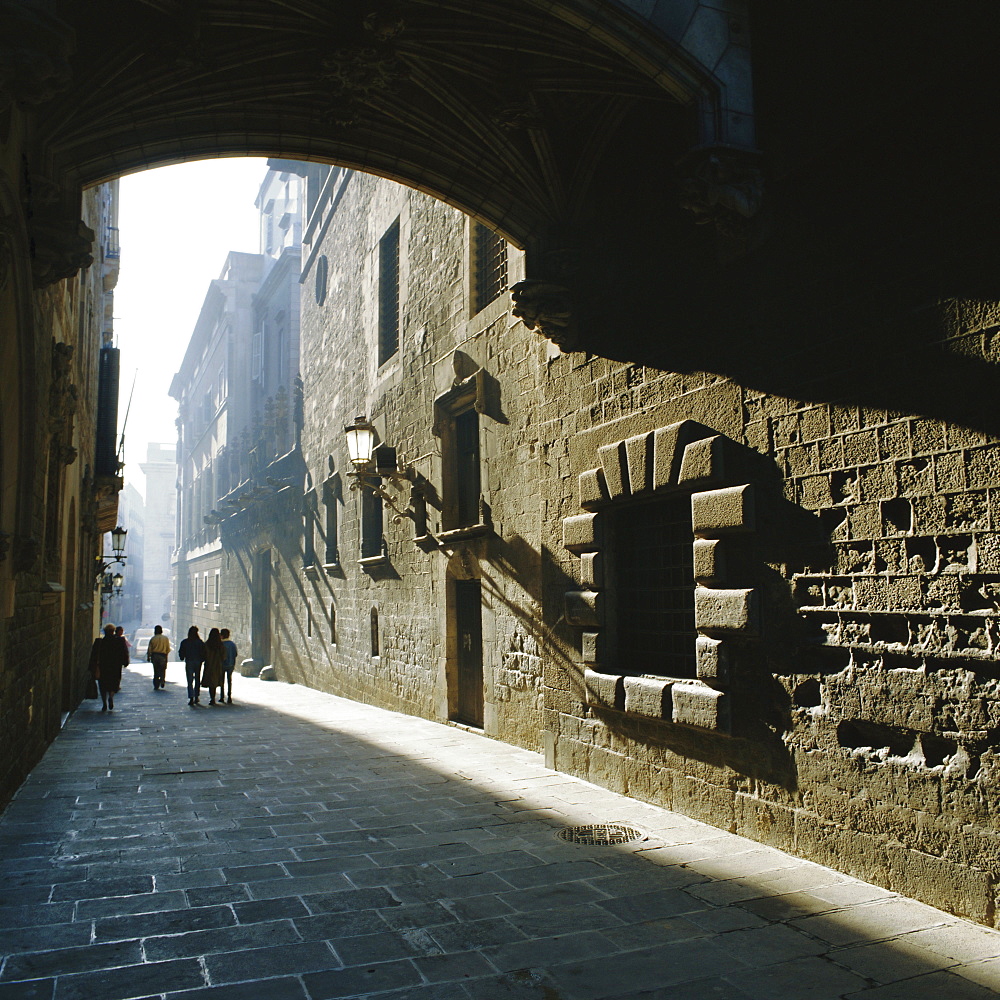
[
  {"x1": 49, "y1": 340, "x2": 78, "y2": 436},
  {"x1": 0, "y1": 531, "x2": 10, "y2": 562},
  {"x1": 510, "y1": 279, "x2": 578, "y2": 352},
  {"x1": 0, "y1": 3, "x2": 75, "y2": 110},
  {"x1": 30, "y1": 216, "x2": 94, "y2": 288},
  {"x1": 678, "y1": 146, "x2": 764, "y2": 238}
]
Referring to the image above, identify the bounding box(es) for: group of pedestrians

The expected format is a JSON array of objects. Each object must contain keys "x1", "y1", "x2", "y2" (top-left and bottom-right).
[
  {"x1": 88, "y1": 623, "x2": 239, "y2": 710},
  {"x1": 88, "y1": 623, "x2": 129, "y2": 711},
  {"x1": 177, "y1": 625, "x2": 238, "y2": 706}
]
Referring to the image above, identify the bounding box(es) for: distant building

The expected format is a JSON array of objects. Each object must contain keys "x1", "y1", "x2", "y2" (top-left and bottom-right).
[
  {"x1": 138, "y1": 443, "x2": 176, "y2": 629},
  {"x1": 107, "y1": 483, "x2": 144, "y2": 628},
  {"x1": 170, "y1": 165, "x2": 304, "y2": 645}
]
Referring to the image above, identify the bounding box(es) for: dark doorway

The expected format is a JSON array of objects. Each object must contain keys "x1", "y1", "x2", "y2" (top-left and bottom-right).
[
  {"x1": 453, "y1": 579, "x2": 483, "y2": 727},
  {"x1": 252, "y1": 548, "x2": 272, "y2": 665}
]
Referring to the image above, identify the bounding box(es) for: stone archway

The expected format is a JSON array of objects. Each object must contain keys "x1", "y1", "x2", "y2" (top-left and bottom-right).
[{"x1": 11, "y1": 0, "x2": 760, "y2": 368}]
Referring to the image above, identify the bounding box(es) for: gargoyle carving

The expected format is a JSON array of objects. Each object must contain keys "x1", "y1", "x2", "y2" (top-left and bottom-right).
[
  {"x1": 510, "y1": 279, "x2": 578, "y2": 352},
  {"x1": 30, "y1": 216, "x2": 95, "y2": 288}
]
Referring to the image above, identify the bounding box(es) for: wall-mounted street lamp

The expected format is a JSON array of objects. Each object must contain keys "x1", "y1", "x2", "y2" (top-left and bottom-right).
[
  {"x1": 110, "y1": 524, "x2": 127, "y2": 560},
  {"x1": 344, "y1": 415, "x2": 428, "y2": 526},
  {"x1": 95, "y1": 524, "x2": 128, "y2": 587}
]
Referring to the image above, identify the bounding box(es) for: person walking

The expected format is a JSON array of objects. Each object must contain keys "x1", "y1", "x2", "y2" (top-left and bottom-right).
[
  {"x1": 147, "y1": 624, "x2": 171, "y2": 690},
  {"x1": 221, "y1": 628, "x2": 238, "y2": 704},
  {"x1": 88, "y1": 623, "x2": 129, "y2": 711},
  {"x1": 178, "y1": 625, "x2": 205, "y2": 706},
  {"x1": 202, "y1": 628, "x2": 225, "y2": 706}
]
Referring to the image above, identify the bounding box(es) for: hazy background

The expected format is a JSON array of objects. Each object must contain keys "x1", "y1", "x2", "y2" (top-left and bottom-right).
[{"x1": 113, "y1": 157, "x2": 270, "y2": 497}]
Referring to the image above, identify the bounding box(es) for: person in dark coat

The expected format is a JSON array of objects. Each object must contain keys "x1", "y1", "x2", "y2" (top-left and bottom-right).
[
  {"x1": 178, "y1": 625, "x2": 205, "y2": 706},
  {"x1": 89, "y1": 623, "x2": 129, "y2": 711},
  {"x1": 202, "y1": 628, "x2": 225, "y2": 706}
]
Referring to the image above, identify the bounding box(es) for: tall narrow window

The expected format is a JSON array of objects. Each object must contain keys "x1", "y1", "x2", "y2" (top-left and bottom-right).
[
  {"x1": 378, "y1": 218, "x2": 400, "y2": 365},
  {"x1": 307, "y1": 600, "x2": 313, "y2": 638},
  {"x1": 214, "y1": 570, "x2": 220, "y2": 607},
  {"x1": 303, "y1": 490, "x2": 317, "y2": 568},
  {"x1": 323, "y1": 476, "x2": 339, "y2": 565},
  {"x1": 473, "y1": 223, "x2": 508, "y2": 313},
  {"x1": 454, "y1": 408, "x2": 481, "y2": 528},
  {"x1": 360, "y1": 487, "x2": 383, "y2": 560},
  {"x1": 329, "y1": 603, "x2": 337, "y2": 644},
  {"x1": 252, "y1": 323, "x2": 264, "y2": 380},
  {"x1": 370, "y1": 607, "x2": 380, "y2": 657}
]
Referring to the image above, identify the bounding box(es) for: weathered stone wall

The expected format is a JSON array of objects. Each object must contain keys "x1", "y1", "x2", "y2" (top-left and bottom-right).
[
  {"x1": 287, "y1": 171, "x2": 1000, "y2": 925},
  {"x1": 0, "y1": 178, "x2": 115, "y2": 811},
  {"x1": 290, "y1": 171, "x2": 545, "y2": 748},
  {"x1": 537, "y1": 321, "x2": 1000, "y2": 925}
]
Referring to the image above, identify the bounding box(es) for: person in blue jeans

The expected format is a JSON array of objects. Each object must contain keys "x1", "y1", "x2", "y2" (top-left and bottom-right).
[
  {"x1": 177, "y1": 625, "x2": 205, "y2": 706},
  {"x1": 221, "y1": 628, "x2": 238, "y2": 705}
]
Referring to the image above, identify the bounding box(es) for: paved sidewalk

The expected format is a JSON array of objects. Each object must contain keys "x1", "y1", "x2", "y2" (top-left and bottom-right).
[{"x1": 2, "y1": 666, "x2": 1000, "y2": 1000}]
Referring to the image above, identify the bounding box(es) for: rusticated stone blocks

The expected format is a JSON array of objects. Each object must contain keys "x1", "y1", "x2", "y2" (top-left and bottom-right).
[
  {"x1": 693, "y1": 538, "x2": 725, "y2": 583},
  {"x1": 562, "y1": 512, "x2": 601, "y2": 552},
  {"x1": 623, "y1": 675, "x2": 672, "y2": 719},
  {"x1": 695, "y1": 586, "x2": 759, "y2": 635},
  {"x1": 672, "y1": 682, "x2": 729, "y2": 731},
  {"x1": 584, "y1": 668, "x2": 623, "y2": 711},
  {"x1": 696, "y1": 635, "x2": 729, "y2": 685},
  {"x1": 691, "y1": 484, "x2": 755, "y2": 535},
  {"x1": 565, "y1": 590, "x2": 602, "y2": 626}
]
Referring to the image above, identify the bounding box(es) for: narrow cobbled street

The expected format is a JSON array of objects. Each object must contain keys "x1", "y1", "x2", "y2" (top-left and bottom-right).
[{"x1": 2, "y1": 665, "x2": 1000, "y2": 1000}]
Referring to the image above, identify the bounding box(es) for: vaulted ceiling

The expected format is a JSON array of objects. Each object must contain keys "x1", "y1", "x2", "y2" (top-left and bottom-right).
[{"x1": 39, "y1": 0, "x2": 750, "y2": 252}]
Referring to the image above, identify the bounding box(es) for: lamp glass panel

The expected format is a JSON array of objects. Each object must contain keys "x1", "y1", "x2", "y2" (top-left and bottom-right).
[{"x1": 346, "y1": 425, "x2": 375, "y2": 465}]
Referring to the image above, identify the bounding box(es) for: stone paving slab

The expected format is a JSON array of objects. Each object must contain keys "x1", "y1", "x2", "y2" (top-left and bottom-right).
[{"x1": 1, "y1": 664, "x2": 1000, "y2": 999}]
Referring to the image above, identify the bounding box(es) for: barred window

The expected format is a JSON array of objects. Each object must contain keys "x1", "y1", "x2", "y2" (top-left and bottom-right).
[
  {"x1": 473, "y1": 223, "x2": 508, "y2": 313},
  {"x1": 615, "y1": 495, "x2": 696, "y2": 678}
]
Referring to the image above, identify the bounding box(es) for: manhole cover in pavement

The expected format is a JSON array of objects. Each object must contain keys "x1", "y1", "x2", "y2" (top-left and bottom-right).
[{"x1": 557, "y1": 823, "x2": 646, "y2": 846}]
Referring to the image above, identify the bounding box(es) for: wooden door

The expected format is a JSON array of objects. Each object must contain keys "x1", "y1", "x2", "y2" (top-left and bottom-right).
[{"x1": 454, "y1": 579, "x2": 483, "y2": 727}]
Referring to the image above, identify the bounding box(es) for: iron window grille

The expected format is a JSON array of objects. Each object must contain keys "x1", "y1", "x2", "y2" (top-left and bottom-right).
[
  {"x1": 473, "y1": 223, "x2": 508, "y2": 313},
  {"x1": 614, "y1": 494, "x2": 697, "y2": 678}
]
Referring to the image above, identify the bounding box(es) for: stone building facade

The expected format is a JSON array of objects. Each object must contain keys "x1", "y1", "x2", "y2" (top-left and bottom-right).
[
  {"x1": 0, "y1": 171, "x2": 122, "y2": 810},
  {"x1": 171, "y1": 165, "x2": 304, "y2": 652},
  {"x1": 236, "y1": 165, "x2": 1000, "y2": 928},
  {"x1": 138, "y1": 443, "x2": 176, "y2": 630},
  {"x1": 105, "y1": 480, "x2": 143, "y2": 629}
]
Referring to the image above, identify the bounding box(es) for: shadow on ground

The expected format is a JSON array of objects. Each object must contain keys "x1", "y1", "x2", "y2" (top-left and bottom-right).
[{"x1": 0, "y1": 664, "x2": 998, "y2": 1000}]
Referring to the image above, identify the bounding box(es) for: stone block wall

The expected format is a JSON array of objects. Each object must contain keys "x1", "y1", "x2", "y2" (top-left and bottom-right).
[
  {"x1": 537, "y1": 322, "x2": 1000, "y2": 925},
  {"x1": 289, "y1": 171, "x2": 544, "y2": 747}
]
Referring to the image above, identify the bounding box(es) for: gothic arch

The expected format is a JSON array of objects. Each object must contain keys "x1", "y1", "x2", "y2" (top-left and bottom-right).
[{"x1": 24, "y1": 1, "x2": 756, "y2": 264}]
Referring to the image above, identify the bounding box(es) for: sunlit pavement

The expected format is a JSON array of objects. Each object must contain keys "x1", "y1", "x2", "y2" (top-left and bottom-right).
[{"x1": 2, "y1": 665, "x2": 1000, "y2": 1000}]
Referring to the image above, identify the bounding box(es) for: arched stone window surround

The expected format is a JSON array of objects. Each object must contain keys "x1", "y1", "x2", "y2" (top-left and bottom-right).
[{"x1": 562, "y1": 420, "x2": 758, "y2": 733}]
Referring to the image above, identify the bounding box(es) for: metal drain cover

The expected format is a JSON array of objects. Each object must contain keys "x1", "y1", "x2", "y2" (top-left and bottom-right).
[{"x1": 557, "y1": 823, "x2": 646, "y2": 846}]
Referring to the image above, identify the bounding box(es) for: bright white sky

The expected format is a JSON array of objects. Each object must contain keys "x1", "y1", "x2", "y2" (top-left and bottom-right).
[{"x1": 114, "y1": 157, "x2": 270, "y2": 498}]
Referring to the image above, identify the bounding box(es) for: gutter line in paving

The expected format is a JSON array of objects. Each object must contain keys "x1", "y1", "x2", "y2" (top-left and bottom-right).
[{"x1": 1, "y1": 664, "x2": 999, "y2": 999}]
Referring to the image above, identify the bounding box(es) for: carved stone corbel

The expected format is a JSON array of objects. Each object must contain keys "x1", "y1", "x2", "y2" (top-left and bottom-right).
[
  {"x1": 30, "y1": 216, "x2": 95, "y2": 288},
  {"x1": 678, "y1": 147, "x2": 764, "y2": 239},
  {"x1": 510, "y1": 279, "x2": 578, "y2": 352},
  {"x1": 49, "y1": 340, "x2": 77, "y2": 434},
  {"x1": 0, "y1": 532, "x2": 10, "y2": 562}
]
